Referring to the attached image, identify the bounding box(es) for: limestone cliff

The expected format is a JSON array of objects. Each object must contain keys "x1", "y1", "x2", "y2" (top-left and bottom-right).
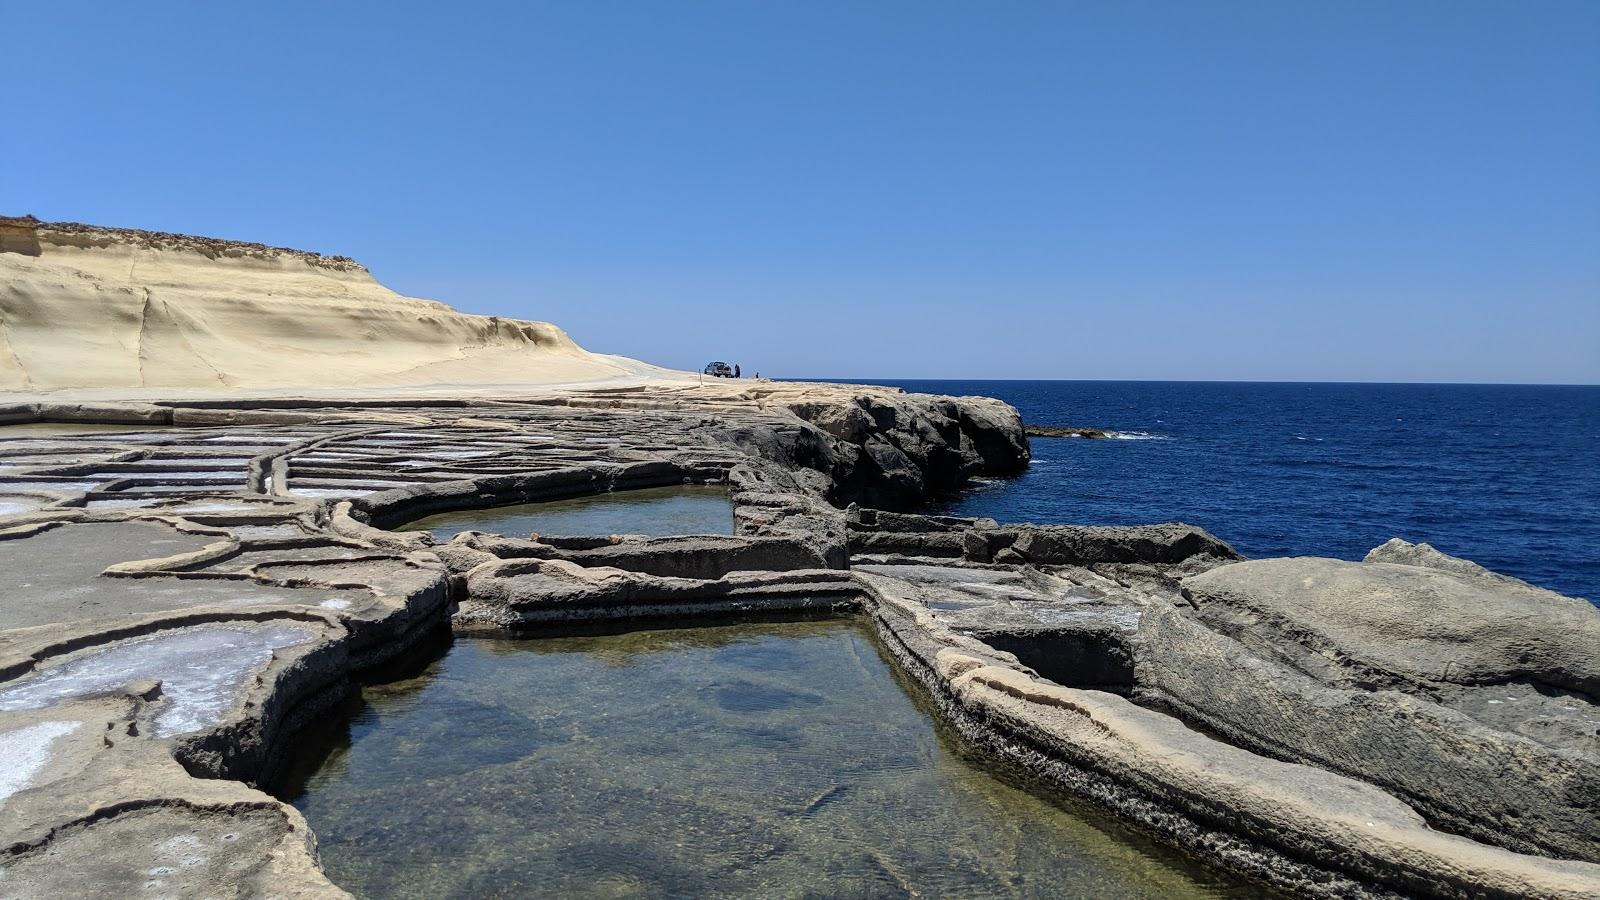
[{"x1": 0, "y1": 216, "x2": 678, "y2": 391}]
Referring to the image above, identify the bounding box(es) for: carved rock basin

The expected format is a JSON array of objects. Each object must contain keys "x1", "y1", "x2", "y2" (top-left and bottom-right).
[{"x1": 281, "y1": 620, "x2": 1252, "y2": 898}]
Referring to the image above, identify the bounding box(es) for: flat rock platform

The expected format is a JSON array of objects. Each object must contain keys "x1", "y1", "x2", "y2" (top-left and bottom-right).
[{"x1": 0, "y1": 382, "x2": 1594, "y2": 899}]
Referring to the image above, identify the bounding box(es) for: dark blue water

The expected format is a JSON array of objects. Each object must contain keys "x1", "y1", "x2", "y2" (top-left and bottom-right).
[{"x1": 835, "y1": 380, "x2": 1600, "y2": 603}]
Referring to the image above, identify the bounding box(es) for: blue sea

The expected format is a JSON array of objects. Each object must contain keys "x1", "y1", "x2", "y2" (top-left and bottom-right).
[{"x1": 834, "y1": 380, "x2": 1600, "y2": 603}]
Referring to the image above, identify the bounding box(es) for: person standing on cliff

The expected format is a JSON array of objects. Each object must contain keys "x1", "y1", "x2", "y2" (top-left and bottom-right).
[{"x1": 734, "y1": 363, "x2": 741, "y2": 378}]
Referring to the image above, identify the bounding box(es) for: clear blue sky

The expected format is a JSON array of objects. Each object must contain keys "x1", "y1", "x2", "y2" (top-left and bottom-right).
[{"x1": 5, "y1": 2, "x2": 1597, "y2": 383}]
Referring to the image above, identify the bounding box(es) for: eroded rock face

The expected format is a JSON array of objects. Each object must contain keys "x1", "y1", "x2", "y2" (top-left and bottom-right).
[
  {"x1": 850, "y1": 510, "x2": 1600, "y2": 874},
  {"x1": 0, "y1": 218, "x2": 668, "y2": 391},
  {"x1": 859, "y1": 553, "x2": 1600, "y2": 899},
  {"x1": 1143, "y1": 552, "x2": 1600, "y2": 863},
  {"x1": 785, "y1": 392, "x2": 1029, "y2": 508}
]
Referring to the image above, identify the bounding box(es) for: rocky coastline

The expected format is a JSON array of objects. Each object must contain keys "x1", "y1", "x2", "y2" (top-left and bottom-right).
[
  {"x1": 0, "y1": 384, "x2": 1595, "y2": 898},
  {"x1": 1, "y1": 209, "x2": 1594, "y2": 900}
]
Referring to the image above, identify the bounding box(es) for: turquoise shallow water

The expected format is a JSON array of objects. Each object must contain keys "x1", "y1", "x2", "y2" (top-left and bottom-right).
[
  {"x1": 400, "y1": 484, "x2": 736, "y2": 540},
  {"x1": 283, "y1": 620, "x2": 1262, "y2": 898}
]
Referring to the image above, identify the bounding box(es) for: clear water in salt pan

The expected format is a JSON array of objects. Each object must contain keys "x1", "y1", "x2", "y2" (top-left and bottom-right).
[
  {"x1": 284, "y1": 620, "x2": 1261, "y2": 898},
  {"x1": 0, "y1": 622, "x2": 314, "y2": 738},
  {"x1": 401, "y1": 484, "x2": 736, "y2": 540}
]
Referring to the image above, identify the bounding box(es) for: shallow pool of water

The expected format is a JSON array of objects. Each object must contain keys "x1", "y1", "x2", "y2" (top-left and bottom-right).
[
  {"x1": 282, "y1": 620, "x2": 1259, "y2": 898},
  {"x1": 401, "y1": 484, "x2": 735, "y2": 540}
]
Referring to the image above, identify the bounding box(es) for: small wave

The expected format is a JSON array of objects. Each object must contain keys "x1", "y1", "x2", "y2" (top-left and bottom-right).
[{"x1": 1106, "y1": 431, "x2": 1168, "y2": 441}]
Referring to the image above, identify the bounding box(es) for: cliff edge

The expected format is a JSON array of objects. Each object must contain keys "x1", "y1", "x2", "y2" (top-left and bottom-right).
[{"x1": 0, "y1": 216, "x2": 682, "y2": 391}]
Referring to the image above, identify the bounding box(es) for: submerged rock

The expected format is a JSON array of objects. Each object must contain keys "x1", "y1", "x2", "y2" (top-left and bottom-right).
[{"x1": 1025, "y1": 425, "x2": 1110, "y2": 438}]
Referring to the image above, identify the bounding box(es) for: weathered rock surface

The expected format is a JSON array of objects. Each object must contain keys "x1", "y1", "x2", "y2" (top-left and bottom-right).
[
  {"x1": 1141, "y1": 553, "x2": 1600, "y2": 863},
  {"x1": 974, "y1": 523, "x2": 1239, "y2": 567},
  {"x1": 1365, "y1": 536, "x2": 1588, "y2": 597},
  {"x1": 785, "y1": 391, "x2": 1029, "y2": 508},
  {"x1": 1183, "y1": 555, "x2": 1599, "y2": 697},
  {"x1": 860, "y1": 559, "x2": 1600, "y2": 899}
]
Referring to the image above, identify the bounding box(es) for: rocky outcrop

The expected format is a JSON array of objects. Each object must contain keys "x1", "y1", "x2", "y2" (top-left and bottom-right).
[
  {"x1": 843, "y1": 509, "x2": 1600, "y2": 884},
  {"x1": 0, "y1": 384, "x2": 1028, "y2": 898},
  {"x1": 785, "y1": 392, "x2": 1029, "y2": 508},
  {"x1": 1136, "y1": 552, "x2": 1600, "y2": 863}
]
